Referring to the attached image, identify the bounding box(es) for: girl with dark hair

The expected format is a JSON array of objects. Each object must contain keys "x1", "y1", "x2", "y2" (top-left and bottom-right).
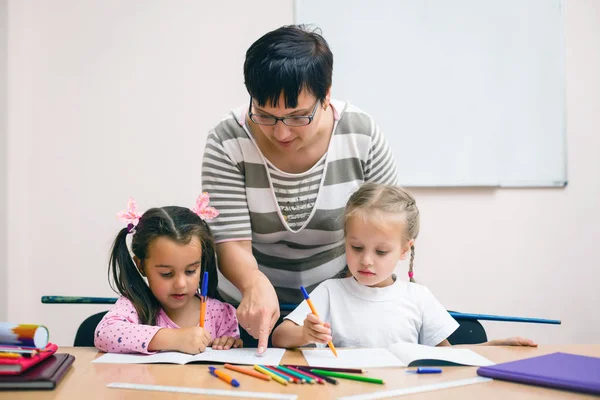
[{"x1": 94, "y1": 194, "x2": 242, "y2": 354}]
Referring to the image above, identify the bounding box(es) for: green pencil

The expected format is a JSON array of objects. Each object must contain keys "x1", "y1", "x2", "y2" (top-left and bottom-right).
[{"x1": 310, "y1": 369, "x2": 384, "y2": 385}]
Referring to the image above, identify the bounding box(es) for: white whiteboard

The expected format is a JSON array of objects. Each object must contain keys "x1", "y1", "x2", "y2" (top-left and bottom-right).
[{"x1": 295, "y1": 0, "x2": 566, "y2": 187}]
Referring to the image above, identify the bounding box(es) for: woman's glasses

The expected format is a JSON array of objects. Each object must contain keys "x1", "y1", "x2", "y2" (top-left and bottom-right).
[{"x1": 248, "y1": 98, "x2": 320, "y2": 127}]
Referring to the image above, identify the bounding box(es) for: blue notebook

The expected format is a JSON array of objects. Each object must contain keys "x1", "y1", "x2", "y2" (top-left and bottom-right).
[{"x1": 477, "y1": 352, "x2": 600, "y2": 395}]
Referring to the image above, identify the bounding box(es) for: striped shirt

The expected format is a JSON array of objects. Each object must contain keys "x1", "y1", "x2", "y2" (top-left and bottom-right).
[
  {"x1": 201, "y1": 100, "x2": 399, "y2": 305},
  {"x1": 268, "y1": 156, "x2": 325, "y2": 230}
]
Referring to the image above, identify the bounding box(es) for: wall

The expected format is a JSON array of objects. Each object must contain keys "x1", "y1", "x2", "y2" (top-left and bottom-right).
[
  {"x1": 0, "y1": 0, "x2": 7, "y2": 321},
  {"x1": 6, "y1": 0, "x2": 294, "y2": 343},
  {"x1": 6, "y1": 0, "x2": 599, "y2": 345}
]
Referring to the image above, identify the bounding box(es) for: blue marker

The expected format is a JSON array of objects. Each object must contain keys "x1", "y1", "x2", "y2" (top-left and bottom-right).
[{"x1": 406, "y1": 367, "x2": 442, "y2": 374}]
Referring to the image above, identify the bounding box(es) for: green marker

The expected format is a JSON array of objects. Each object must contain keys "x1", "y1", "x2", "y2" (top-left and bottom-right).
[{"x1": 310, "y1": 369, "x2": 384, "y2": 384}]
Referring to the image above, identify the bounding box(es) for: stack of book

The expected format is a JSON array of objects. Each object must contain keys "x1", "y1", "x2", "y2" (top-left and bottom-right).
[{"x1": 0, "y1": 323, "x2": 74, "y2": 390}]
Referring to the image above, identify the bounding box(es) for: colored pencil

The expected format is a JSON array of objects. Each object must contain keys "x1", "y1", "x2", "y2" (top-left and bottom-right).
[
  {"x1": 199, "y1": 271, "x2": 208, "y2": 327},
  {"x1": 310, "y1": 369, "x2": 384, "y2": 384},
  {"x1": 276, "y1": 366, "x2": 313, "y2": 383},
  {"x1": 286, "y1": 364, "x2": 365, "y2": 374},
  {"x1": 254, "y1": 365, "x2": 288, "y2": 385},
  {"x1": 260, "y1": 365, "x2": 294, "y2": 383},
  {"x1": 295, "y1": 366, "x2": 338, "y2": 385},
  {"x1": 224, "y1": 363, "x2": 271, "y2": 381},
  {"x1": 262, "y1": 366, "x2": 300, "y2": 383},
  {"x1": 300, "y1": 286, "x2": 338, "y2": 357},
  {"x1": 286, "y1": 366, "x2": 324, "y2": 384}
]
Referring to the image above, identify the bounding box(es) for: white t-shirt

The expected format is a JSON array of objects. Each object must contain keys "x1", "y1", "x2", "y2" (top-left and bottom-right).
[{"x1": 284, "y1": 276, "x2": 459, "y2": 348}]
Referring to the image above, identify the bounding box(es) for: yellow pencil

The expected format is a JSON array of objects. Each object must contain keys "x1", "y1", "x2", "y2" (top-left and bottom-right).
[
  {"x1": 254, "y1": 365, "x2": 288, "y2": 385},
  {"x1": 301, "y1": 286, "x2": 338, "y2": 357}
]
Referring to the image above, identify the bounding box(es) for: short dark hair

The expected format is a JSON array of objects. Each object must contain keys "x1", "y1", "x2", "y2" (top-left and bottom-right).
[
  {"x1": 108, "y1": 206, "x2": 218, "y2": 325},
  {"x1": 244, "y1": 25, "x2": 333, "y2": 108}
]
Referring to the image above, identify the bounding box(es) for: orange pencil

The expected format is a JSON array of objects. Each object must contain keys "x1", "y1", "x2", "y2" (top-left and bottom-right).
[
  {"x1": 199, "y1": 271, "x2": 208, "y2": 327},
  {"x1": 224, "y1": 363, "x2": 271, "y2": 381},
  {"x1": 300, "y1": 286, "x2": 338, "y2": 357},
  {"x1": 200, "y1": 300, "x2": 206, "y2": 327}
]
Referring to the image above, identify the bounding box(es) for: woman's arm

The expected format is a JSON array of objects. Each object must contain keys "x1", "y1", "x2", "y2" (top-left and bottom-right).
[
  {"x1": 202, "y1": 127, "x2": 280, "y2": 353},
  {"x1": 216, "y1": 240, "x2": 279, "y2": 353}
]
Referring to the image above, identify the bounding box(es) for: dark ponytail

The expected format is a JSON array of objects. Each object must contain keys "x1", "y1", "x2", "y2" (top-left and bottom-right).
[{"x1": 108, "y1": 227, "x2": 160, "y2": 325}]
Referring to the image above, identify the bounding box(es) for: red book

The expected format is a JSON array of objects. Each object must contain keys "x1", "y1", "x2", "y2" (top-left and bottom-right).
[{"x1": 0, "y1": 343, "x2": 58, "y2": 375}]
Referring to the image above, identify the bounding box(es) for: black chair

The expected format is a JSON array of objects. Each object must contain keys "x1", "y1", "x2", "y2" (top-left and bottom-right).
[
  {"x1": 74, "y1": 311, "x2": 108, "y2": 347},
  {"x1": 74, "y1": 308, "x2": 487, "y2": 347},
  {"x1": 447, "y1": 316, "x2": 487, "y2": 345}
]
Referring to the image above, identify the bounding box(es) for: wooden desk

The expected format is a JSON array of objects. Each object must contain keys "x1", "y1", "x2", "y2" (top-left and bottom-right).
[{"x1": 2, "y1": 345, "x2": 599, "y2": 399}]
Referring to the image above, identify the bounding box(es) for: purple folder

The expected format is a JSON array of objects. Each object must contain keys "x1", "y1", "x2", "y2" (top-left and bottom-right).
[{"x1": 477, "y1": 352, "x2": 600, "y2": 395}]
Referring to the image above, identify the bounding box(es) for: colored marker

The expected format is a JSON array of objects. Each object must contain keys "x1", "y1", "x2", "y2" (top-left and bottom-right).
[
  {"x1": 406, "y1": 367, "x2": 442, "y2": 374},
  {"x1": 199, "y1": 271, "x2": 208, "y2": 327},
  {"x1": 310, "y1": 369, "x2": 384, "y2": 384},
  {"x1": 254, "y1": 365, "x2": 288, "y2": 385},
  {"x1": 224, "y1": 363, "x2": 271, "y2": 381},
  {"x1": 208, "y1": 366, "x2": 240, "y2": 387},
  {"x1": 300, "y1": 286, "x2": 338, "y2": 357}
]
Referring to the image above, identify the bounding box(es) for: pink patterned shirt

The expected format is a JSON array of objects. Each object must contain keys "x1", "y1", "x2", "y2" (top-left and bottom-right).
[{"x1": 94, "y1": 295, "x2": 240, "y2": 354}]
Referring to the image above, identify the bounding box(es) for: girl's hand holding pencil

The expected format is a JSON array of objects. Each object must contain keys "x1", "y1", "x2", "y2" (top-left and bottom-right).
[
  {"x1": 302, "y1": 314, "x2": 333, "y2": 345},
  {"x1": 300, "y1": 286, "x2": 338, "y2": 357},
  {"x1": 180, "y1": 327, "x2": 212, "y2": 354}
]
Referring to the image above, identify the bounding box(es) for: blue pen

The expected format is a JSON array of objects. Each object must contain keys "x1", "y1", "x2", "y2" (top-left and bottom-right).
[
  {"x1": 208, "y1": 366, "x2": 240, "y2": 387},
  {"x1": 406, "y1": 367, "x2": 442, "y2": 374}
]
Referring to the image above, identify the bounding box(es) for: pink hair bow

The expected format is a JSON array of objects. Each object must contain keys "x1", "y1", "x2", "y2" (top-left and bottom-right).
[
  {"x1": 117, "y1": 197, "x2": 143, "y2": 232},
  {"x1": 192, "y1": 192, "x2": 219, "y2": 221}
]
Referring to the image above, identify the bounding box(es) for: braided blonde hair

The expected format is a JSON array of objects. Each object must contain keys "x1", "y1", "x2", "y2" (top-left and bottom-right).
[{"x1": 344, "y1": 183, "x2": 420, "y2": 282}]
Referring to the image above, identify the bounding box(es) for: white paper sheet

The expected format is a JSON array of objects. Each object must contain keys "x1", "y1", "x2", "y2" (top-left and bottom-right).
[
  {"x1": 301, "y1": 343, "x2": 494, "y2": 369},
  {"x1": 301, "y1": 348, "x2": 402, "y2": 368},
  {"x1": 388, "y1": 342, "x2": 494, "y2": 367},
  {"x1": 93, "y1": 347, "x2": 286, "y2": 366}
]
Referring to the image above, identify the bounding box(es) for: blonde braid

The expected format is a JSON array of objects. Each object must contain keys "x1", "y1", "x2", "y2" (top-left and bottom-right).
[{"x1": 408, "y1": 244, "x2": 416, "y2": 283}]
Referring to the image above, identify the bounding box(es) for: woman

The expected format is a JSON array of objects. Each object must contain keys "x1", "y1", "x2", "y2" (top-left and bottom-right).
[
  {"x1": 201, "y1": 25, "x2": 398, "y2": 352},
  {"x1": 202, "y1": 24, "x2": 538, "y2": 353}
]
